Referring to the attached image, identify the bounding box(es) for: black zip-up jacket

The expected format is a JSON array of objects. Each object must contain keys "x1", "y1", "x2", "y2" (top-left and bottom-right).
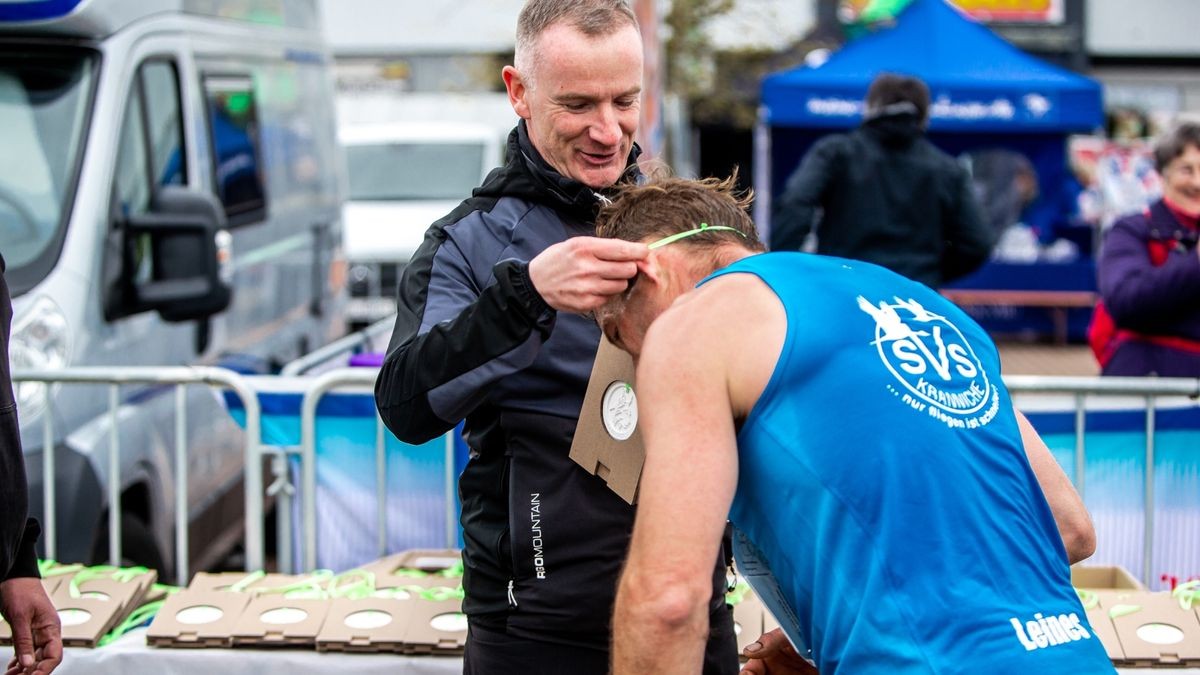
[
  {"x1": 375, "y1": 123, "x2": 734, "y2": 657},
  {"x1": 1, "y1": 254, "x2": 40, "y2": 582},
  {"x1": 771, "y1": 113, "x2": 994, "y2": 288}
]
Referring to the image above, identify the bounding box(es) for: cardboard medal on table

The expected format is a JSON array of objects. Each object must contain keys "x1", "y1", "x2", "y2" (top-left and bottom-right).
[
  {"x1": 187, "y1": 571, "x2": 303, "y2": 595},
  {"x1": 402, "y1": 597, "x2": 467, "y2": 655},
  {"x1": 1082, "y1": 604, "x2": 1125, "y2": 662},
  {"x1": 1106, "y1": 592, "x2": 1200, "y2": 666},
  {"x1": 230, "y1": 595, "x2": 331, "y2": 647},
  {"x1": 316, "y1": 596, "x2": 413, "y2": 653},
  {"x1": 146, "y1": 589, "x2": 251, "y2": 648},
  {"x1": 51, "y1": 580, "x2": 147, "y2": 648},
  {"x1": 356, "y1": 550, "x2": 463, "y2": 591},
  {"x1": 568, "y1": 337, "x2": 644, "y2": 504}
]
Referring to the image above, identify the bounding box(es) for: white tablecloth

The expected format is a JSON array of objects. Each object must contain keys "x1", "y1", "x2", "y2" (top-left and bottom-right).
[
  {"x1": 49, "y1": 630, "x2": 1199, "y2": 675},
  {"x1": 56, "y1": 628, "x2": 461, "y2": 675}
]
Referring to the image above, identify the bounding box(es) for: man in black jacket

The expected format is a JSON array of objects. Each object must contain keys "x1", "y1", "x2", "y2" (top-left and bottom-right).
[
  {"x1": 373, "y1": 1, "x2": 737, "y2": 673},
  {"x1": 771, "y1": 73, "x2": 994, "y2": 288},
  {"x1": 1, "y1": 255, "x2": 61, "y2": 675}
]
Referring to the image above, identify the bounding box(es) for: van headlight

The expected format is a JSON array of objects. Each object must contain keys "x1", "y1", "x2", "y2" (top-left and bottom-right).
[{"x1": 10, "y1": 295, "x2": 70, "y2": 418}]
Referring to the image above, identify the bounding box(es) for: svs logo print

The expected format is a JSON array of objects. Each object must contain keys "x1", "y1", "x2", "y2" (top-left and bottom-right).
[{"x1": 857, "y1": 296, "x2": 1001, "y2": 430}]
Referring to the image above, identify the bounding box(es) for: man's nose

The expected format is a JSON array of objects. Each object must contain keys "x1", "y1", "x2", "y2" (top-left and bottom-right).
[{"x1": 589, "y1": 104, "x2": 622, "y2": 147}]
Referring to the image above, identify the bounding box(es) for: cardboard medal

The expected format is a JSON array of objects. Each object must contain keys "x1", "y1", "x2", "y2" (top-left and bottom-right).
[
  {"x1": 187, "y1": 571, "x2": 303, "y2": 594},
  {"x1": 1071, "y1": 565, "x2": 1144, "y2": 591},
  {"x1": 1106, "y1": 592, "x2": 1200, "y2": 666},
  {"x1": 401, "y1": 597, "x2": 467, "y2": 655},
  {"x1": 316, "y1": 596, "x2": 413, "y2": 653},
  {"x1": 568, "y1": 337, "x2": 645, "y2": 504},
  {"x1": 355, "y1": 551, "x2": 462, "y2": 591},
  {"x1": 146, "y1": 589, "x2": 251, "y2": 648},
  {"x1": 230, "y1": 595, "x2": 330, "y2": 647}
]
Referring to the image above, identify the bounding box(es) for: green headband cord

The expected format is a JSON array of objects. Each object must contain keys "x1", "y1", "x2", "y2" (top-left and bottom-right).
[{"x1": 646, "y1": 222, "x2": 747, "y2": 250}]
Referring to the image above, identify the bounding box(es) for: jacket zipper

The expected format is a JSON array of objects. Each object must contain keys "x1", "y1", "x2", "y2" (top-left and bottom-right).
[{"x1": 507, "y1": 579, "x2": 518, "y2": 608}]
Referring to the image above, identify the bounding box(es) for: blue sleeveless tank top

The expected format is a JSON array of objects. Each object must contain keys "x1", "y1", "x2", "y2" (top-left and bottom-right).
[{"x1": 703, "y1": 253, "x2": 1113, "y2": 673}]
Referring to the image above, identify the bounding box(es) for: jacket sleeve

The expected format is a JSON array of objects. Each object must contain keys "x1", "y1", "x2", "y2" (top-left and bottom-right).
[
  {"x1": 939, "y1": 163, "x2": 994, "y2": 284},
  {"x1": 0, "y1": 258, "x2": 39, "y2": 581},
  {"x1": 1099, "y1": 217, "x2": 1200, "y2": 330},
  {"x1": 770, "y1": 137, "x2": 840, "y2": 252},
  {"x1": 374, "y1": 224, "x2": 555, "y2": 444}
]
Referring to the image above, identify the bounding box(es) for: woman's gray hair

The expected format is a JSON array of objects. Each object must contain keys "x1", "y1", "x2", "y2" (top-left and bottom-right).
[
  {"x1": 513, "y1": 0, "x2": 639, "y2": 88},
  {"x1": 1153, "y1": 122, "x2": 1200, "y2": 173}
]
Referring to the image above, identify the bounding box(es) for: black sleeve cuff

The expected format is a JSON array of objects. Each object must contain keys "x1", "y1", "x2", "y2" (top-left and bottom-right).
[
  {"x1": 497, "y1": 260, "x2": 554, "y2": 329},
  {"x1": 4, "y1": 519, "x2": 40, "y2": 580}
]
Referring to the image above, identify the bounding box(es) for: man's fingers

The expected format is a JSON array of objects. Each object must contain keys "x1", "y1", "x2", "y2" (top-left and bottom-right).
[
  {"x1": 589, "y1": 238, "x2": 649, "y2": 262},
  {"x1": 9, "y1": 616, "x2": 34, "y2": 669},
  {"x1": 594, "y1": 259, "x2": 639, "y2": 281},
  {"x1": 33, "y1": 620, "x2": 62, "y2": 675}
]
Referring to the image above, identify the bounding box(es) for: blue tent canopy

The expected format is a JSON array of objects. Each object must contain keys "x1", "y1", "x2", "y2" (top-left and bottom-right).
[{"x1": 761, "y1": 0, "x2": 1103, "y2": 133}]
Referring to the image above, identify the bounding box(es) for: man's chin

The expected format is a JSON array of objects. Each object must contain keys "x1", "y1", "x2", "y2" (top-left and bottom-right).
[{"x1": 572, "y1": 164, "x2": 624, "y2": 190}]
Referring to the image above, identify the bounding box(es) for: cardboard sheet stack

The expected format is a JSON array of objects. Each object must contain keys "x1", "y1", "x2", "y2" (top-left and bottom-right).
[
  {"x1": 145, "y1": 548, "x2": 467, "y2": 654},
  {"x1": 0, "y1": 562, "x2": 159, "y2": 648},
  {"x1": 1072, "y1": 565, "x2": 1200, "y2": 667}
]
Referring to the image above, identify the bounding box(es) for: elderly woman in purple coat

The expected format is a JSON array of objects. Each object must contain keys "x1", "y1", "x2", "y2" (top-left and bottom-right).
[{"x1": 1093, "y1": 123, "x2": 1200, "y2": 376}]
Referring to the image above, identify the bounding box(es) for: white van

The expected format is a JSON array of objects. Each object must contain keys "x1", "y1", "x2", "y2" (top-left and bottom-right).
[
  {"x1": 339, "y1": 121, "x2": 502, "y2": 329},
  {"x1": 1, "y1": 0, "x2": 345, "y2": 577}
]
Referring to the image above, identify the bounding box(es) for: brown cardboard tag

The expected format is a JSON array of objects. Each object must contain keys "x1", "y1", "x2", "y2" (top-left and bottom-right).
[
  {"x1": 568, "y1": 337, "x2": 645, "y2": 504},
  {"x1": 1083, "y1": 605, "x2": 1125, "y2": 662},
  {"x1": 51, "y1": 581, "x2": 144, "y2": 648},
  {"x1": 187, "y1": 572, "x2": 303, "y2": 595},
  {"x1": 355, "y1": 552, "x2": 463, "y2": 591},
  {"x1": 401, "y1": 598, "x2": 467, "y2": 655},
  {"x1": 1107, "y1": 592, "x2": 1200, "y2": 666},
  {"x1": 146, "y1": 590, "x2": 251, "y2": 648},
  {"x1": 230, "y1": 596, "x2": 330, "y2": 647},
  {"x1": 316, "y1": 597, "x2": 414, "y2": 653}
]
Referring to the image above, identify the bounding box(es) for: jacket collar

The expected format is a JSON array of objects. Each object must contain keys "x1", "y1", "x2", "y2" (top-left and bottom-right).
[{"x1": 477, "y1": 120, "x2": 642, "y2": 224}]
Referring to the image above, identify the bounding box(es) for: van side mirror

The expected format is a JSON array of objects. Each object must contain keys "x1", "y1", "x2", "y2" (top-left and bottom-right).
[{"x1": 122, "y1": 187, "x2": 232, "y2": 322}]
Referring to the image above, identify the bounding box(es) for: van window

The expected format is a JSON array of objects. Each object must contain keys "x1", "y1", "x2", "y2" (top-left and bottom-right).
[
  {"x1": 203, "y1": 75, "x2": 266, "y2": 226},
  {"x1": 113, "y1": 59, "x2": 187, "y2": 220},
  {"x1": 345, "y1": 141, "x2": 484, "y2": 201},
  {"x1": 142, "y1": 62, "x2": 186, "y2": 188},
  {"x1": 0, "y1": 47, "x2": 97, "y2": 296},
  {"x1": 113, "y1": 77, "x2": 151, "y2": 218}
]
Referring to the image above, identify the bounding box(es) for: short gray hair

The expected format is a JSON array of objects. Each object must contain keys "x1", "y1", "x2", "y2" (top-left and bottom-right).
[
  {"x1": 513, "y1": 0, "x2": 639, "y2": 87},
  {"x1": 1154, "y1": 121, "x2": 1200, "y2": 173}
]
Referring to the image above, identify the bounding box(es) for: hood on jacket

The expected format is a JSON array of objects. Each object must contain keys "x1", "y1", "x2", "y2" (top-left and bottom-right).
[
  {"x1": 475, "y1": 120, "x2": 642, "y2": 224},
  {"x1": 862, "y1": 111, "x2": 924, "y2": 149}
]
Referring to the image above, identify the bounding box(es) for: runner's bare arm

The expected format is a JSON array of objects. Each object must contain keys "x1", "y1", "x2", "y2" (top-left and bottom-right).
[{"x1": 1015, "y1": 408, "x2": 1096, "y2": 564}]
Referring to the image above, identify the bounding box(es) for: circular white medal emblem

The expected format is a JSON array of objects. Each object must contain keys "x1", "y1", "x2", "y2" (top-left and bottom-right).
[{"x1": 601, "y1": 381, "x2": 638, "y2": 441}]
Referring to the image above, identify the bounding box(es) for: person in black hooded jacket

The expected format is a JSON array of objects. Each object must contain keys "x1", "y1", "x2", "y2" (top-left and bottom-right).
[
  {"x1": 770, "y1": 73, "x2": 994, "y2": 288},
  {"x1": 1, "y1": 255, "x2": 61, "y2": 675},
  {"x1": 373, "y1": 1, "x2": 738, "y2": 673}
]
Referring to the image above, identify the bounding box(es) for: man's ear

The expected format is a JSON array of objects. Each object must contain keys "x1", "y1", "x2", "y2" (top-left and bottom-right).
[
  {"x1": 636, "y1": 256, "x2": 662, "y2": 288},
  {"x1": 503, "y1": 66, "x2": 531, "y2": 120}
]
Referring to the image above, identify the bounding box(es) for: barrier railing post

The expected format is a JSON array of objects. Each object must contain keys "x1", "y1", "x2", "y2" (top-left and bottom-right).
[
  {"x1": 1143, "y1": 396, "x2": 1156, "y2": 588},
  {"x1": 175, "y1": 384, "x2": 188, "y2": 584},
  {"x1": 376, "y1": 413, "x2": 387, "y2": 558},
  {"x1": 445, "y1": 432, "x2": 456, "y2": 549},
  {"x1": 1073, "y1": 393, "x2": 1086, "y2": 501},
  {"x1": 108, "y1": 384, "x2": 121, "y2": 566},
  {"x1": 41, "y1": 385, "x2": 55, "y2": 561}
]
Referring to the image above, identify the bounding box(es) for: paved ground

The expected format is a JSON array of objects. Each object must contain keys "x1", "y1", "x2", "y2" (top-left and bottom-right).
[{"x1": 995, "y1": 342, "x2": 1099, "y2": 377}]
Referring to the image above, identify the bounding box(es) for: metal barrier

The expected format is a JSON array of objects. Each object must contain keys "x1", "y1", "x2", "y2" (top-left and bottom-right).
[
  {"x1": 280, "y1": 315, "x2": 395, "y2": 377},
  {"x1": 1004, "y1": 375, "x2": 1200, "y2": 587},
  {"x1": 10, "y1": 366, "x2": 264, "y2": 584},
  {"x1": 297, "y1": 368, "x2": 457, "y2": 573}
]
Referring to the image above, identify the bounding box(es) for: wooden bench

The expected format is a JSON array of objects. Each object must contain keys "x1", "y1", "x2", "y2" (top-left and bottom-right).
[{"x1": 940, "y1": 289, "x2": 1097, "y2": 344}]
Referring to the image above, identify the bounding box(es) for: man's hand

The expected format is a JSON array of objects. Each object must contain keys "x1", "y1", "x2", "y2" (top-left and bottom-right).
[
  {"x1": 1, "y1": 578, "x2": 62, "y2": 675},
  {"x1": 740, "y1": 629, "x2": 818, "y2": 675},
  {"x1": 527, "y1": 237, "x2": 648, "y2": 313}
]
